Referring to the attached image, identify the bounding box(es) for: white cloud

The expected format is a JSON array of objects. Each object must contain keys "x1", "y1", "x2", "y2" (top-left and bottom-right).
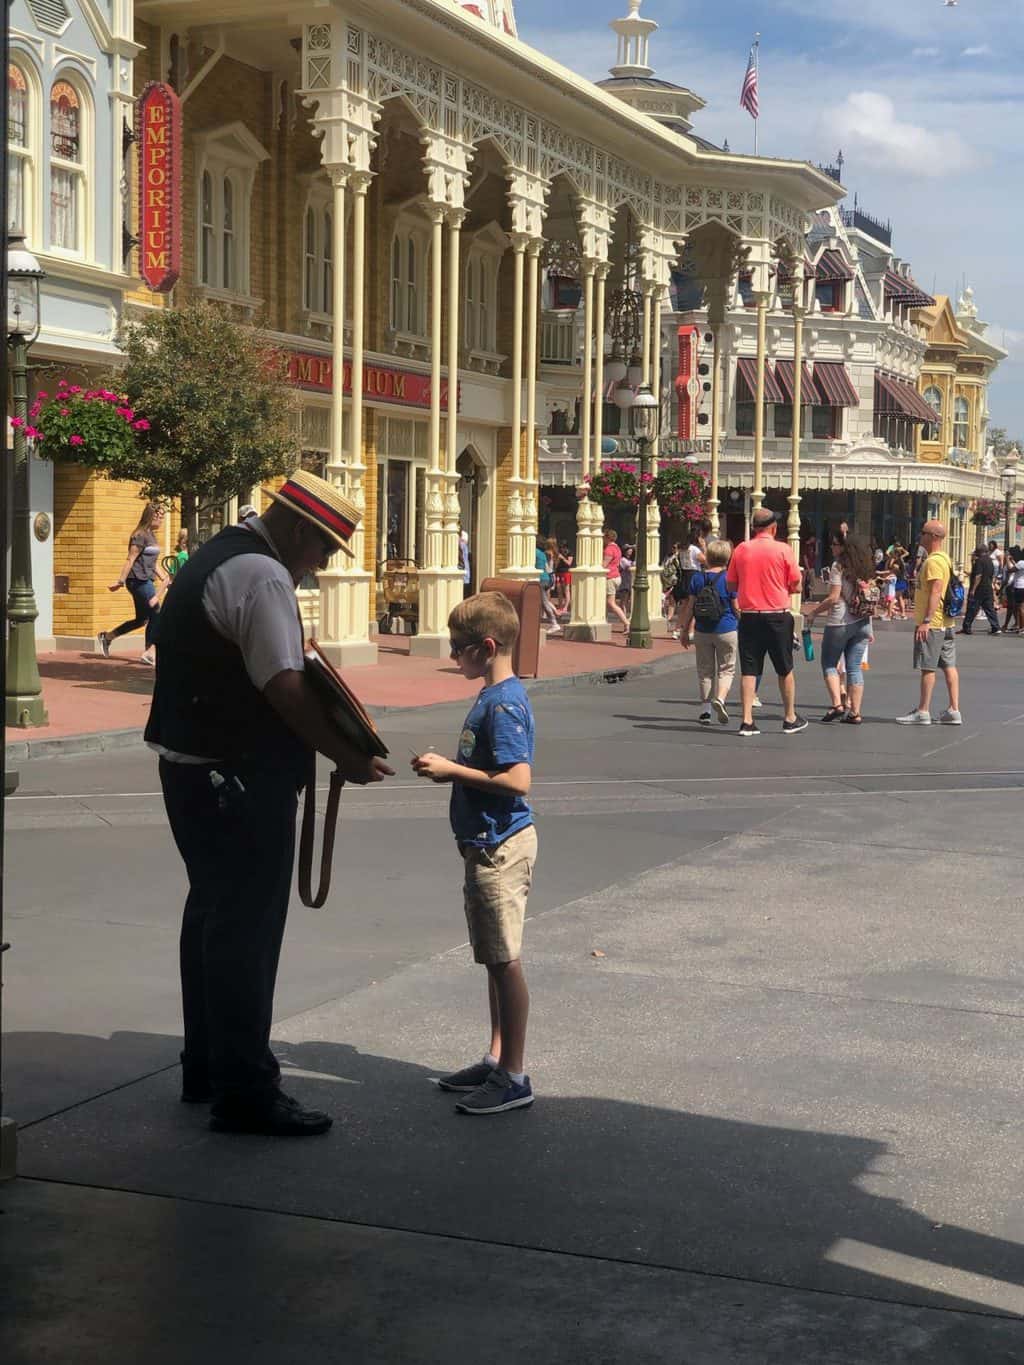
[
  {"x1": 822, "y1": 91, "x2": 973, "y2": 178},
  {"x1": 963, "y1": 45, "x2": 993, "y2": 57}
]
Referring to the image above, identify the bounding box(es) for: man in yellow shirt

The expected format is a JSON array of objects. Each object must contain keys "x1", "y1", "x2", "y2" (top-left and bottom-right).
[{"x1": 896, "y1": 520, "x2": 962, "y2": 726}]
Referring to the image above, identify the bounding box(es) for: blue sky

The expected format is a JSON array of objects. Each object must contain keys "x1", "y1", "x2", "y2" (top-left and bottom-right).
[{"x1": 514, "y1": 0, "x2": 1024, "y2": 439}]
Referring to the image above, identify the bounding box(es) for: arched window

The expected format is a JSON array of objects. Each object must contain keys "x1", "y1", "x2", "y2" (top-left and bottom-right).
[
  {"x1": 303, "y1": 206, "x2": 317, "y2": 311},
  {"x1": 200, "y1": 171, "x2": 214, "y2": 284},
  {"x1": 390, "y1": 227, "x2": 425, "y2": 335},
  {"x1": 193, "y1": 122, "x2": 268, "y2": 295},
  {"x1": 953, "y1": 395, "x2": 970, "y2": 449},
  {"x1": 222, "y1": 176, "x2": 236, "y2": 290},
  {"x1": 463, "y1": 237, "x2": 501, "y2": 355},
  {"x1": 50, "y1": 78, "x2": 85, "y2": 252},
  {"x1": 923, "y1": 385, "x2": 943, "y2": 442},
  {"x1": 8, "y1": 64, "x2": 31, "y2": 237},
  {"x1": 321, "y1": 209, "x2": 332, "y2": 314}
]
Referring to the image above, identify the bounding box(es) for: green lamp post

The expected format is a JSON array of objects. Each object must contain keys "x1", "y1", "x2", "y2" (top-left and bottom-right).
[
  {"x1": 6, "y1": 234, "x2": 48, "y2": 728},
  {"x1": 626, "y1": 382, "x2": 660, "y2": 650}
]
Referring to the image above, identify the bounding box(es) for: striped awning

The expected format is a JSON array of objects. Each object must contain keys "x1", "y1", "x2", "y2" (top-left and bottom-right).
[
  {"x1": 812, "y1": 361, "x2": 859, "y2": 407},
  {"x1": 773, "y1": 358, "x2": 817, "y2": 405},
  {"x1": 816, "y1": 249, "x2": 854, "y2": 283},
  {"x1": 875, "y1": 372, "x2": 938, "y2": 423},
  {"x1": 883, "y1": 270, "x2": 935, "y2": 309},
  {"x1": 736, "y1": 356, "x2": 785, "y2": 404}
]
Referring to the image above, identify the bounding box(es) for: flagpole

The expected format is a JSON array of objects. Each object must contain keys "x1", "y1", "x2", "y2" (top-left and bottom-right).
[{"x1": 753, "y1": 33, "x2": 760, "y2": 156}]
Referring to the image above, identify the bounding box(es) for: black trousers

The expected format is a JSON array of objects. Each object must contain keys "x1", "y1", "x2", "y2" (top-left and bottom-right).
[
  {"x1": 963, "y1": 592, "x2": 999, "y2": 632},
  {"x1": 160, "y1": 758, "x2": 300, "y2": 1104}
]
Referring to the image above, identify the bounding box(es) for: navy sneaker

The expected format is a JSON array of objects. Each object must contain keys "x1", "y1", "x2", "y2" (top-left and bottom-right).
[
  {"x1": 436, "y1": 1060, "x2": 495, "y2": 1093},
  {"x1": 782, "y1": 715, "x2": 809, "y2": 735},
  {"x1": 738, "y1": 721, "x2": 760, "y2": 738},
  {"x1": 454, "y1": 1066, "x2": 534, "y2": 1115}
]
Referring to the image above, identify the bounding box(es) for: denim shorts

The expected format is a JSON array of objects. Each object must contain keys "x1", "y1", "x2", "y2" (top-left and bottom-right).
[{"x1": 821, "y1": 619, "x2": 872, "y2": 686}]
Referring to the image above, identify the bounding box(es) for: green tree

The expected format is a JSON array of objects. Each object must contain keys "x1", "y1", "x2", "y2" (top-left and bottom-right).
[{"x1": 117, "y1": 303, "x2": 299, "y2": 538}]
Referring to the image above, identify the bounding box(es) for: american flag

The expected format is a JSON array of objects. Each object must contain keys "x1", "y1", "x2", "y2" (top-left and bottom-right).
[{"x1": 740, "y1": 43, "x2": 759, "y2": 120}]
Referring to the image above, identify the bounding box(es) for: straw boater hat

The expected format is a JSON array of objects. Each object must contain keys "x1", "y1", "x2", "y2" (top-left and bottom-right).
[{"x1": 264, "y1": 469, "x2": 360, "y2": 558}]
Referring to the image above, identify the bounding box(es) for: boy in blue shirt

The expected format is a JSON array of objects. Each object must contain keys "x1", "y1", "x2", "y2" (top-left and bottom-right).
[{"x1": 411, "y1": 592, "x2": 537, "y2": 1114}]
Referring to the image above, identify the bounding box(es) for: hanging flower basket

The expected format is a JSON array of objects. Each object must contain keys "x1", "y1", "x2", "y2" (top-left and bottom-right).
[
  {"x1": 584, "y1": 461, "x2": 648, "y2": 508},
  {"x1": 652, "y1": 462, "x2": 711, "y2": 527},
  {"x1": 19, "y1": 379, "x2": 149, "y2": 472},
  {"x1": 971, "y1": 498, "x2": 1004, "y2": 527}
]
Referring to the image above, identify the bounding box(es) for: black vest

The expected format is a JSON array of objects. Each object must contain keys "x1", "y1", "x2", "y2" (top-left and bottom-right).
[{"x1": 144, "y1": 525, "x2": 309, "y2": 777}]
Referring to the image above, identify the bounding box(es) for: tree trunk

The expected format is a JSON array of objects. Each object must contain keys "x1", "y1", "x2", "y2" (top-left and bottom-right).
[{"x1": 181, "y1": 490, "x2": 200, "y2": 550}]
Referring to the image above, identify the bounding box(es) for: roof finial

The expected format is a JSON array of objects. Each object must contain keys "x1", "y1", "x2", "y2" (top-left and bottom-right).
[{"x1": 609, "y1": 0, "x2": 657, "y2": 79}]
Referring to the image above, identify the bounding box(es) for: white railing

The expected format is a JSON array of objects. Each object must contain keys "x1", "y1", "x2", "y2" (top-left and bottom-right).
[{"x1": 540, "y1": 311, "x2": 578, "y2": 366}]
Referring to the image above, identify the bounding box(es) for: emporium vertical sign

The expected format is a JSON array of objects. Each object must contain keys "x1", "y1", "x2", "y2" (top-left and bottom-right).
[{"x1": 137, "y1": 82, "x2": 182, "y2": 292}]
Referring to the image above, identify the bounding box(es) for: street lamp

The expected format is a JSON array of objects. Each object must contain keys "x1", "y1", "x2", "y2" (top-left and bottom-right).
[
  {"x1": 627, "y1": 382, "x2": 659, "y2": 649},
  {"x1": 6, "y1": 234, "x2": 48, "y2": 728},
  {"x1": 1002, "y1": 447, "x2": 1020, "y2": 555}
]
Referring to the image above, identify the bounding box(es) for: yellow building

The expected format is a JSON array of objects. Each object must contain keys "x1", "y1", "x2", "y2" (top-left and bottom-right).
[
  {"x1": 914, "y1": 289, "x2": 1008, "y2": 567},
  {"x1": 50, "y1": 0, "x2": 848, "y2": 654}
]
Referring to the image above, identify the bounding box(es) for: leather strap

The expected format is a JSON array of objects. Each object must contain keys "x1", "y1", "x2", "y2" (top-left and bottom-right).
[{"x1": 298, "y1": 761, "x2": 345, "y2": 909}]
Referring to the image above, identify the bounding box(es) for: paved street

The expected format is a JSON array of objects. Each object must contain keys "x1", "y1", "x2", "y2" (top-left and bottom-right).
[{"x1": 3, "y1": 625, "x2": 1024, "y2": 1362}]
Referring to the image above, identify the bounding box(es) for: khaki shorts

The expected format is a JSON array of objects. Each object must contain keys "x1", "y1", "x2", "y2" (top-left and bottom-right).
[
  {"x1": 461, "y1": 825, "x2": 537, "y2": 965},
  {"x1": 913, "y1": 627, "x2": 956, "y2": 672},
  {"x1": 606, "y1": 576, "x2": 621, "y2": 598}
]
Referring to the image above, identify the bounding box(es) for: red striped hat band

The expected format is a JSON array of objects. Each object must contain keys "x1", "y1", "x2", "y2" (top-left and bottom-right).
[{"x1": 283, "y1": 482, "x2": 356, "y2": 538}]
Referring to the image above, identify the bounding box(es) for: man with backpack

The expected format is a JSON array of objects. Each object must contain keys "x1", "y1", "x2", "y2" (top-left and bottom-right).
[
  {"x1": 896, "y1": 521, "x2": 963, "y2": 726},
  {"x1": 678, "y1": 539, "x2": 739, "y2": 725}
]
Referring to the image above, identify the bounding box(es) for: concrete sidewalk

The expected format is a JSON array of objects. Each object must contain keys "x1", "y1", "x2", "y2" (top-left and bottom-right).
[{"x1": 7, "y1": 631, "x2": 685, "y2": 759}]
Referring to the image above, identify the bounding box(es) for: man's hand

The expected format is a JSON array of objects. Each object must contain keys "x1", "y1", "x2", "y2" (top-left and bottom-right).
[
  {"x1": 411, "y1": 750, "x2": 455, "y2": 784},
  {"x1": 915, "y1": 623, "x2": 930, "y2": 644},
  {"x1": 679, "y1": 636, "x2": 693, "y2": 652},
  {"x1": 341, "y1": 754, "x2": 394, "y2": 785}
]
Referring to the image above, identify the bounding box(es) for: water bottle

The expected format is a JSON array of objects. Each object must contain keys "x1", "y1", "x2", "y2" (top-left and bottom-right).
[{"x1": 802, "y1": 627, "x2": 815, "y2": 662}]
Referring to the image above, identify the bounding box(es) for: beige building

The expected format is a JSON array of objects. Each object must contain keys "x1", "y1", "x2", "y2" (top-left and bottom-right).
[{"x1": 89, "y1": 0, "x2": 839, "y2": 660}]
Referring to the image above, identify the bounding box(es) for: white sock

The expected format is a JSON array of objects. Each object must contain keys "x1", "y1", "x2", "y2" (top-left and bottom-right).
[
  {"x1": 506, "y1": 1070, "x2": 526, "y2": 1085},
  {"x1": 483, "y1": 1053, "x2": 499, "y2": 1068}
]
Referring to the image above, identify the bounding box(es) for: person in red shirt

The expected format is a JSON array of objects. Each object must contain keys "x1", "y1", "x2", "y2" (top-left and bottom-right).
[
  {"x1": 603, "y1": 529, "x2": 631, "y2": 634},
  {"x1": 726, "y1": 509, "x2": 807, "y2": 737}
]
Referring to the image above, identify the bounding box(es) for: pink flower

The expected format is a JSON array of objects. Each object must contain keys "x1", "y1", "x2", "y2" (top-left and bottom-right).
[
  {"x1": 24, "y1": 426, "x2": 41, "y2": 440},
  {"x1": 29, "y1": 403, "x2": 41, "y2": 419},
  {"x1": 68, "y1": 385, "x2": 82, "y2": 394},
  {"x1": 133, "y1": 419, "x2": 150, "y2": 431},
  {"x1": 58, "y1": 378, "x2": 68, "y2": 388},
  {"x1": 60, "y1": 407, "x2": 70, "y2": 416},
  {"x1": 36, "y1": 391, "x2": 48, "y2": 400},
  {"x1": 69, "y1": 434, "x2": 84, "y2": 446},
  {"x1": 117, "y1": 407, "x2": 135, "y2": 421},
  {"x1": 10, "y1": 416, "x2": 24, "y2": 427}
]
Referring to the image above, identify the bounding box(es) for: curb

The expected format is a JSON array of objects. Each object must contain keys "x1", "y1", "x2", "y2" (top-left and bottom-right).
[{"x1": 6, "y1": 649, "x2": 690, "y2": 761}]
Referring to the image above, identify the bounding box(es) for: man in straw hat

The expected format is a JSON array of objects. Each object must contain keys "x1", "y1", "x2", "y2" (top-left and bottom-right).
[{"x1": 146, "y1": 470, "x2": 394, "y2": 1136}]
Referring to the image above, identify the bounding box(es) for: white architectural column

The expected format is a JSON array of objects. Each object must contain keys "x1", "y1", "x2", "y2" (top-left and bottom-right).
[
  {"x1": 503, "y1": 233, "x2": 532, "y2": 577},
  {"x1": 707, "y1": 325, "x2": 723, "y2": 536},
  {"x1": 520, "y1": 237, "x2": 542, "y2": 558},
  {"x1": 318, "y1": 169, "x2": 377, "y2": 667},
  {"x1": 646, "y1": 289, "x2": 667, "y2": 636},
  {"x1": 787, "y1": 266, "x2": 806, "y2": 616},
  {"x1": 567, "y1": 260, "x2": 611, "y2": 641},
  {"x1": 441, "y1": 210, "x2": 467, "y2": 605},
  {"x1": 752, "y1": 289, "x2": 770, "y2": 511},
  {"x1": 411, "y1": 204, "x2": 454, "y2": 655}
]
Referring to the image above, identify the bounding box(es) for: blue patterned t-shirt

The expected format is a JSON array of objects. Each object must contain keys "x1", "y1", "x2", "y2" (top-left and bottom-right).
[{"x1": 449, "y1": 676, "x2": 535, "y2": 847}]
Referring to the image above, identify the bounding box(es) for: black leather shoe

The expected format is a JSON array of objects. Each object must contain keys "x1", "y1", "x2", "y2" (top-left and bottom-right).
[
  {"x1": 209, "y1": 1092, "x2": 333, "y2": 1136},
  {"x1": 181, "y1": 1083, "x2": 214, "y2": 1104}
]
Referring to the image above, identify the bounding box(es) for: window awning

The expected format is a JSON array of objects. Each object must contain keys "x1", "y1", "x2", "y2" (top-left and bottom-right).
[
  {"x1": 875, "y1": 372, "x2": 937, "y2": 423},
  {"x1": 883, "y1": 270, "x2": 935, "y2": 309},
  {"x1": 773, "y1": 359, "x2": 817, "y2": 405},
  {"x1": 812, "y1": 361, "x2": 859, "y2": 407},
  {"x1": 736, "y1": 356, "x2": 785, "y2": 404},
  {"x1": 816, "y1": 249, "x2": 853, "y2": 283}
]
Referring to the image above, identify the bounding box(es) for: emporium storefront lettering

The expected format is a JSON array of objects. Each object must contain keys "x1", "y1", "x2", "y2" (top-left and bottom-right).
[
  {"x1": 287, "y1": 352, "x2": 457, "y2": 410},
  {"x1": 136, "y1": 83, "x2": 182, "y2": 292}
]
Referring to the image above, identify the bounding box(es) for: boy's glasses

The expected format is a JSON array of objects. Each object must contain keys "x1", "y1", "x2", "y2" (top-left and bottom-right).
[{"x1": 449, "y1": 638, "x2": 480, "y2": 658}]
